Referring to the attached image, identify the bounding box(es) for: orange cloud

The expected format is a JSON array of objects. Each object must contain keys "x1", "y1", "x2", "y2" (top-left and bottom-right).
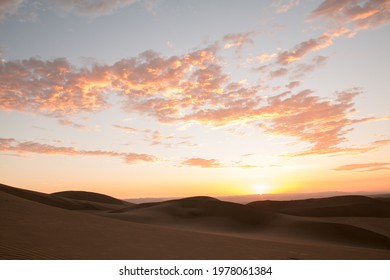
[
  {"x1": 309, "y1": 0, "x2": 390, "y2": 30},
  {"x1": 0, "y1": 58, "x2": 108, "y2": 117},
  {"x1": 182, "y1": 158, "x2": 222, "y2": 168},
  {"x1": 1, "y1": 44, "x2": 387, "y2": 158},
  {"x1": 0, "y1": 138, "x2": 157, "y2": 164},
  {"x1": 334, "y1": 162, "x2": 390, "y2": 172},
  {"x1": 286, "y1": 138, "x2": 390, "y2": 157}
]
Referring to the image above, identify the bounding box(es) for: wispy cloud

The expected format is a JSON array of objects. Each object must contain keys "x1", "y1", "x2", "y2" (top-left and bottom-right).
[
  {"x1": 143, "y1": 129, "x2": 175, "y2": 146},
  {"x1": 273, "y1": 0, "x2": 300, "y2": 14},
  {"x1": 223, "y1": 32, "x2": 255, "y2": 51},
  {"x1": 0, "y1": 0, "x2": 24, "y2": 21},
  {"x1": 113, "y1": 125, "x2": 138, "y2": 133},
  {"x1": 285, "y1": 81, "x2": 301, "y2": 89},
  {"x1": 182, "y1": 158, "x2": 222, "y2": 168},
  {"x1": 55, "y1": 0, "x2": 138, "y2": 18},
  {"x1": 334, "y1": 162, "x2": 390, "y2": 172},
  {"x1": 0, "y1": 138, "x2": 157, "y2": 164}
]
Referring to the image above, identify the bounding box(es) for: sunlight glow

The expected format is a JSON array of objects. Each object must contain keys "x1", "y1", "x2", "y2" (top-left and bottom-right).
[{"x1": 252, "y1": 183, "x2": 271, "y2": 195}]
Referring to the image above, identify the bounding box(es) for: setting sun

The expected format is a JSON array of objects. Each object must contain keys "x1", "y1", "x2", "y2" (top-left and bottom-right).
[{"x1": 253, "y1": 184, "x2": 271, "y2": 195}]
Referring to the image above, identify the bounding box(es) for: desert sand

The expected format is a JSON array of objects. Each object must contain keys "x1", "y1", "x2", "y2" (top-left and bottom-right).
[{"x1": 1, "y1": 183, "x2": 389, "y2": 259}]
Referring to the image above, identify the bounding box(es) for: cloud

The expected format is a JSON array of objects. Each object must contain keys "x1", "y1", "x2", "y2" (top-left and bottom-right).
[
  {"x1": 286, "y1": 137, "x2": 390, "y2": 157},
  {"x1": 113, "y1": 125, "x2": 138, "y2": 133},
  {"x1": 57, "y1": 0, "x2": 138, "y2": 17},
  {"x1": 273, "y1": 0, "x2": 300, "y2": 14},
  {"x1": 181, "y1": 157, "x2": 265, "y2": 169},
  {"x1": 259, "y1": 88, "x2": 380, "y2": 157},
  {"x1": 285, "y1": 81, "x2": 301, "y2": 89},
  {"x1": 292, "y1": 55, "x2": 328, "y2": 78},
  {"x1": 253, "y1": 53, "x2": 278, "y2": 63},
  {"x1": 334, "y1": 162, "x2": 390, "y2": 172},
  {"x1": 1, "y1": 43, "x2": 388, "y2": 157},
  {"x1": 309, "y1": 0, "x2": 390, "y2": 30},
  {"x1": 0, "y1": 58, "x2": 109, "y2": 117},
  {"x1": 0, "y1": 0, "x2": 24, "y2": 21},
  {"x1": 270, "y1": 67, "x2": 288, "y2": 78},
  {"x1": 143, "y1": 129, "x2": 175, "y2": 146},
  {"x1": 226, "y1": 126, "x2": 246, "y2": 137},
  {"x1": 0, "y1": 138, "x2": 157, "y2": 164},
  {"x1": 223, "y1": 32, "x2": 255, "y2": 50},
  {"x1": 277, "y1": 28, "x2": 351, "y2": 64},
  {"x1": 58, "y1": 118, "x2": 87, "y2": 129},
  {"x1": 182, "y1": 158, "x2": 222, "y2": 168}
]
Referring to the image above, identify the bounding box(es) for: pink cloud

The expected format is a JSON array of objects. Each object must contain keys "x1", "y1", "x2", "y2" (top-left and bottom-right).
[
  {"x1": 274, "y1": 0, "x2": 300, "y2": 14},
  {"x1": 258, "y1": 89, "x2": 385, "y2": 156},
  {"x1": 270, "y1": 67, "x2": 288, "y2": 78},
  {"x1": 309, "y1": 0, "x2": 390, "y2": 30},
  {"x1": 277, "y1": 28, "x2": 350, "y2": 64},
  {"x1": 334, "y1": 162, "x2": 390, "y2": 172},
  {"x1": 292, "y1": 55, "x2": 328, "y2": 78},
  {"x1": 113, "y1": 125, "x2": 138, "y2": 133},
  {"x1": 0, "y1": 0, "x2": 23, "y2": 20},
  {"x1": 285, "y1": 81, "x2": 301, "y2": 89},
  {"x1": 223, "y1": 32, "x2": 255, "y2": 50},
  {"x1": 0, "y1": 138, "x2": 157, "y2": 164}
]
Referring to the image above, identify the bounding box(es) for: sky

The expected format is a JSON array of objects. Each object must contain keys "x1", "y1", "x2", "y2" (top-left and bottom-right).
[{"x1": 0, "y1": 0, "x2": 389, "y2": 198}]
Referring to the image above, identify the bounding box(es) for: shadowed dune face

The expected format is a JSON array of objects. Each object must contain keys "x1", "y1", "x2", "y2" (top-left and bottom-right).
[
  {"x1": 286, "y1": 221, "x2": 390, "y2": 250},
  {"x1": 107, "y1": 196, "x2": 275, "y2": 230},
  {"x1": 52, "y1": 190, "x2": 130, "y2": 206},
  {"x1": 248, "y1": 196, "x2": 390, "y2": 217},
  {"x1": 0, "y1": 184, "x2": 127, "y2": 211},
  {"x1": 1, "y1": 184, "x2": 390, "y2": 260}
]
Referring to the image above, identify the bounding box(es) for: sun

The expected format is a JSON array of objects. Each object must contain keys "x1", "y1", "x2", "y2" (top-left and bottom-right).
[{"x1": 252, "y1": 183, "x2": 270, "y2": 195}]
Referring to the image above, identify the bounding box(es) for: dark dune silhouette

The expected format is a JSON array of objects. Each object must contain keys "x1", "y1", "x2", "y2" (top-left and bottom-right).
[{"x1": 1, "y1": 183, "x2": 389, "y2": 260}]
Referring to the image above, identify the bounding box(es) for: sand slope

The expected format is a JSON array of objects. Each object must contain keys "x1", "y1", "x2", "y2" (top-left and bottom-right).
[{"x1": 1, "y1": 184, "x2": 389, "y2": 260}]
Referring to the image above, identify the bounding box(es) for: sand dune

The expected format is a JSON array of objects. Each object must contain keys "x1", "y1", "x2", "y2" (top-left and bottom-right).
[
  {"x1": 0, "y1": 184, "x2": 126, "y2": 211},
  {"x1": 107, "y1": 196, "x2": 275, "y2": 231},
  {"x1": 1, "y1": 184, "x2": 389, "y2": 260},
  {"x1": 248, "y1": 195, "x2": 390, "y2": 217},
  {"x1": 52, "y1": 190, "x2": 130, "y2": 206}
]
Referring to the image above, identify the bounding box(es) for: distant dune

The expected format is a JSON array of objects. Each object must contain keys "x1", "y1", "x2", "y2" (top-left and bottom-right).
[
  {"x1": 52, "y1": 190, "x2": 131, "y2": 206},
  {"x1": 1, "y1": 183, "x2": 389, "y2": 260},
  {"x1": 248, "y1": 196, "x2": 390, "y2": 217}
]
